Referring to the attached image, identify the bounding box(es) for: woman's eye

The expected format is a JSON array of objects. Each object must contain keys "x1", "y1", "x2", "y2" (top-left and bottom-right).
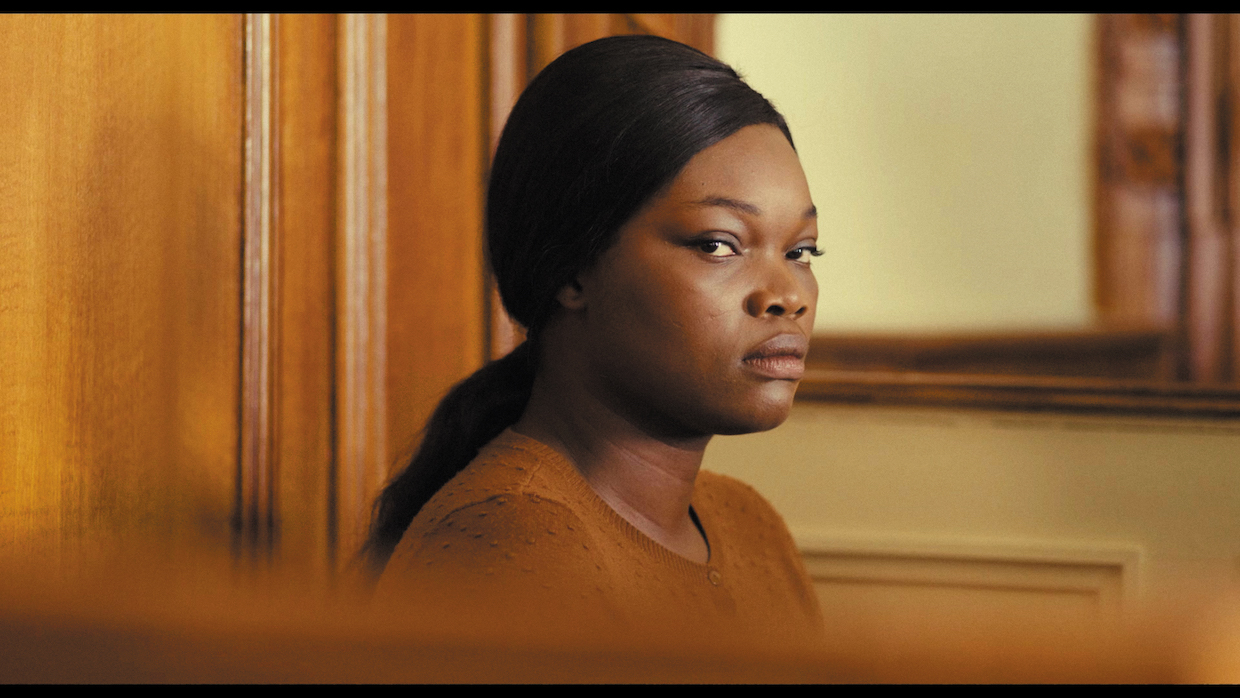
[
  {"x1": 698, "y1": 241, "x2": 737, "y2": 257},
  {"x1": 787, "y1": 246, "x2": 823, "y2": 263}
]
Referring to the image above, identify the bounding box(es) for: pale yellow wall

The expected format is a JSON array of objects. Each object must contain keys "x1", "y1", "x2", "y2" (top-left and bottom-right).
[{"x1": 717, "y1": 14, "x2": 1094, "y2": 332}]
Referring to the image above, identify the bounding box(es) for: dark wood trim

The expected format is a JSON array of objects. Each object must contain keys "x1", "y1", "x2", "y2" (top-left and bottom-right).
[
  {"x1": 1185, "y1": 14, "x2": 1232, "y2": 383},
  {"x1": 1093, "y1": 14, "x2": 1185, "y2": 380},
  {"x1": 797, "y1": 369, "x2": 1240, "y2": 418},
  {"x1": 800, "y1": 325, "x2": 1240, "y2": 416},
  {"x1": 807, "y1": 326, "x2": 1171, "y2": 380}
]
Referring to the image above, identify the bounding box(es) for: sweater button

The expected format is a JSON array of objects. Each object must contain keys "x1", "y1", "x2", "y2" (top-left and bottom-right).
[{"x1": 708, "y1": 569, "x2": 722, "y2": 586}]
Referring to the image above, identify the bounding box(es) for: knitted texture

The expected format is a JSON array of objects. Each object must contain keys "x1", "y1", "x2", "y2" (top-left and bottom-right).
[{"x1": 376, "y1": 429, "x2": 824, "y2": 648}]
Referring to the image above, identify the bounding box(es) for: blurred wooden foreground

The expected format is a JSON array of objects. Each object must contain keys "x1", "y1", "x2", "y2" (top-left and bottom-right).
[{"x1": 0, "y1": 550, "x2": 1237, "y2": 683}]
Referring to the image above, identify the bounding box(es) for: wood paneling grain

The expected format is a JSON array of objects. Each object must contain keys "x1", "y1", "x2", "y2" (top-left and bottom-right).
[
  {"x1": 273, "y1": 14, "x2": 337, "y2": 573},
  {"x1": 0, "y1": 15, "x2": 243, "y2": 561},
  {"x1": 336, "y1": 13, "x2": 389, "y2": 567},
  {"x1": 1094, "y1": 14, "x2": 1184, "y2": 381},
  {"x1": 384, "y1": 15, "x2": 487, "y2": 481},
  {"x1": 240, "y1": 12, "x2": 278, "y2": 561},
  {"x1": 808, "y1": 326, "x2": 1170, "y2": 379},
  {"x1": 798, "y1": 370, "x2": 1240, "y2": 417},
  {"x1": 627, "y1": 14, "x2": 716, "y2": 55},
  {"x1": 1185, "y1": 14, "x2": 1230, "y2": 384},
  {"x1": 0, "y1": 13, "x2": 721, "y2": 572},
  {"x1": 485, "y1": 14, "x2": 525, "y2": 360},
  {"x1": 528, "y1": 14, "x2": 715, "y2": 82}
]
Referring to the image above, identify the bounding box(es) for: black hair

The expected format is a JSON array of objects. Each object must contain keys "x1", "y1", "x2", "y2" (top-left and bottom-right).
[{"x1": 361, "y1": 34, "x2": 792, "y2": 575}]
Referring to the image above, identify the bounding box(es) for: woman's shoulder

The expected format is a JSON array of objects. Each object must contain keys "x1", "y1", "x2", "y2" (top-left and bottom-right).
[
  {"x1": 380, "y1": 430, "x2": 604, "y2": 582},
  {"x1": 387, "y1": 486, "x2": 598, "y2": 580},
  {"x1": 373, "y1": 433, "x2": 620, "y2": 626},
  {"x1": 410, "y1": 428, "x2": 596, "y2": 528}
]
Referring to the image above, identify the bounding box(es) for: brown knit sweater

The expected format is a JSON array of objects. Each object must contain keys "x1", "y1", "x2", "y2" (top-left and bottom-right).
[{"x1": 375, "y1": 429, "x2": 824, "y2": 648}]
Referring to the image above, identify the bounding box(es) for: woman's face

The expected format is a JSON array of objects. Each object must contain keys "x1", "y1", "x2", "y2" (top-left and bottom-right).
[{"x1": 569, "y1": 124, "x2": 818, "y2": 438}]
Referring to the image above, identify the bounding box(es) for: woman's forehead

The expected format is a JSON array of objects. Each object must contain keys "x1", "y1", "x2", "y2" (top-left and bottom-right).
[{"x1": 661, "y1": 125, "x2": 813, "y2": 217}]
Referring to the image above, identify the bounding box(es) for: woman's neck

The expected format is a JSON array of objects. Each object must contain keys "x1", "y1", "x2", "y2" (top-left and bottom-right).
[{"x1": 512, "y1": 359, "x2": 712, "y2": 564}]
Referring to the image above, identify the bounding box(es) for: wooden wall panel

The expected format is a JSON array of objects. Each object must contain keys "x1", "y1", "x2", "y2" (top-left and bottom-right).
[
  {"x1": 1185, "y1": 14, "x2": 1240, "y2": 385},
  {"x1": 485, "y1": 14, "x2": 527, "y2": 360},
  {"x1": 0, "y1": 15, "x2": 243, "y2": 561},
  {"x1": 384, "y1": 15, "x2": 487, "y2": 475},
  {"x1": 530, "y1": 13, "x2": 716, "y2": 76},
  {"x1": 808, "y1": 327, "x2": 1169, "y2": 379},
  {"x1": 0, "y1": 12, "x2": 716, "y2": 573},
  {"x1": 334, "y1": 13, "x2": 390, "y2": 569},
  {"x1": 1094, "y1": 15, "x2": 1184, "y2": 380},
  {"x1": 273, "y1": 14, "x2": 338, "y2": 572},
  {"x1": 530, "y1": 14, "x2": 611, "y2": 74},
  {"x1": 627, "y1": 14, "x2": 716, "y2": 55}
]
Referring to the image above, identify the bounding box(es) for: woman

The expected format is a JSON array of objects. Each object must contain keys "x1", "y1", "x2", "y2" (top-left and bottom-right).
[{"x1": 366, "y1": 35, "x2": 823, "y2": 646}]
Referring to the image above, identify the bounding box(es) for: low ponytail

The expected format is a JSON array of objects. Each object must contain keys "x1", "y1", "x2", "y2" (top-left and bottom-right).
[{"x1": 361, "y1": 340, "x2": 536, "y2": 575}]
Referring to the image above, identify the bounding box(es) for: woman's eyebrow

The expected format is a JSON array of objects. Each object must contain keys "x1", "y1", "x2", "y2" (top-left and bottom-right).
[
  {"x1": 689, "y1": 196, "x2": 762, "y2": 216},
  {"x1": 694, "y1": 197, "x2": 818, "y2": 224},
  {"x1": 689, "y1": 197, "x2": 818, "y2": 221}
]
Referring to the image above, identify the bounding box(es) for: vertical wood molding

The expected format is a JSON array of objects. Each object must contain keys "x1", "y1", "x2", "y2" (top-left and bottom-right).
[
  {"x1": 486, "y1": 13, "x2": 524, "y2": 360},
  {"x1": 529, "y1": 14, "x2": 564, "y2": 77},
  {"x1": 1095, "y1": 15, "x2": 1186, "y2": 380},
  {"x1": 239, "y1": 13, "x2": 280, "y2": 560},
  {"x1": 1186, "y1": 14, "x2": 1238, "y2": 383},
  {"x1": 1229, "y1": 15, "x2": 1240, "y2": 380},
  {"x1": 335, "y1": 13, "x2": 388, "y2": 567},
  {"x1": 1185, "y1": 14, "x2": 1225, "y2": 382},
  {"x1": 487, "y1": 14, "x2": 524, "y2": 160}
]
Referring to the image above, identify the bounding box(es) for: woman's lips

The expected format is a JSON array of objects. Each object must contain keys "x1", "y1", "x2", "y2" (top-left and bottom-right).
[{"x1": 742, "y1": 334, "x2": 808, "y2": 380}]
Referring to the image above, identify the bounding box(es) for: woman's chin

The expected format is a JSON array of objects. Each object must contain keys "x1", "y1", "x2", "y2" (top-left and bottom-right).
[{"x1": 710, "y1": 391, "x2": 797, "y2": 436}]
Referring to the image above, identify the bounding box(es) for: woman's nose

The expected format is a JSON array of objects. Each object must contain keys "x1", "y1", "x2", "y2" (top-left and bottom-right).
[{"x1": 745, "y1": 260, "x2": 810, "y2": 319}]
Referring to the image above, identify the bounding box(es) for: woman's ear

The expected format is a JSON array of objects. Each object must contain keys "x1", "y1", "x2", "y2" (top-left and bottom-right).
[{"x1": 555, "y1": 278, "x2": 587, "y2": 310}]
